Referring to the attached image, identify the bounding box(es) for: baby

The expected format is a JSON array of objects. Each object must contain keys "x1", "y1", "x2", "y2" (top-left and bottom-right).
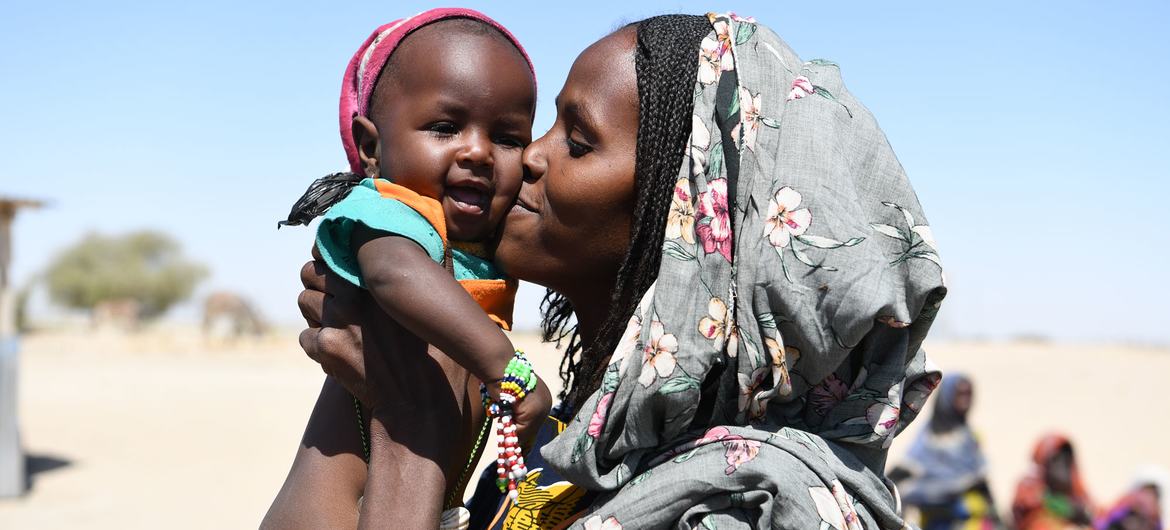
[{"x1": 280, "y1": 9, "x2": 547, "y2": 509}]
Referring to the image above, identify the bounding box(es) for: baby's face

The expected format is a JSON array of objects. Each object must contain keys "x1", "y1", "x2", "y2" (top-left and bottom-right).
[{"x1": 369, "y1": 26, "x2": 535, "y2": 242}]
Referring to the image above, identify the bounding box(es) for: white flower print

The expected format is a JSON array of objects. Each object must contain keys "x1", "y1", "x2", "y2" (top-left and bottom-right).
[
  {"x1": 763, "y1": 187, "x2": 812, "y2": 249},
  {"x1": 639, "y1": 319, "x2": 678, "y2": 387}
]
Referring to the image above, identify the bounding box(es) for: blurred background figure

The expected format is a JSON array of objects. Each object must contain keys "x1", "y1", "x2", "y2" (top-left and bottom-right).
[
  {"x1": 1012, "y1": 433, "x2": 1095, "y2": 529},
  {"x1": 1094, "y1": 467, "x2": 1167, "y2": 530},
  {"x1": 202, "y1": 291, "x2": 267, "y2": 343},
  {"x1": 890, "y1": 373, "x2": 1000, "y2": 529}
]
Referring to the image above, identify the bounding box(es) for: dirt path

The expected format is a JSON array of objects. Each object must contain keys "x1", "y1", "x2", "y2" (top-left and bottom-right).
[{"x1": 0, "y1": 331, "x2": 1165, "y2": 527}]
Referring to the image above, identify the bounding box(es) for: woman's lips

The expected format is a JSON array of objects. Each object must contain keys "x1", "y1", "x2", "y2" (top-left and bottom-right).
[{"x1": 514, "y1": 194, "x2": 539, "y2": 214}]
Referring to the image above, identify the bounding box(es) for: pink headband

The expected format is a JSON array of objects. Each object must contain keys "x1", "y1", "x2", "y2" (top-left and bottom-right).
[{"x1": 339, "y1": 8, "x2": 536, "y2": 174}]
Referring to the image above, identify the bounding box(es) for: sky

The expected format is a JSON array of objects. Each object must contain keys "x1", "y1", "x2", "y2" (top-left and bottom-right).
[{"x1": 1, "y1": 1, "x2": 1167, "y2": 344}]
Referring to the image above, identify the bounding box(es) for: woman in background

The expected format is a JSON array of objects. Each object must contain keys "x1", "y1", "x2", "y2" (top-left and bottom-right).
[
  {"x1": 1012, "y1": 433, "x2": 1095, "y2": 530},
  {"x1": 890, "y1": 374, "x2": 999, "y2": 529},
  {"x1": 1094, "y1": 467, "x2": 1167, "y2": 530}
]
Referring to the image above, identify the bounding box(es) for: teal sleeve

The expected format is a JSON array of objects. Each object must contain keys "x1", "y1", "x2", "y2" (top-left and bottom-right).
[{"x1": 315, "y1": 184, "x2": 444, "y2": 288}]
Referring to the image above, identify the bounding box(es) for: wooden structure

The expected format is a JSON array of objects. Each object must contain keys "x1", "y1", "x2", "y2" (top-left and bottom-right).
[{"x1": 1, "y1": 196, "x2": 44, "y2": 497}]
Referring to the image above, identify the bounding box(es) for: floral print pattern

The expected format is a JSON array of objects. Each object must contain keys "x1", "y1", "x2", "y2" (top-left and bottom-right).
[
  {"x1": 809, "y1": 481, "x2": 863, "y2": 530},
  {"x1": 582, "y1": 515, "x2": 623, "y2": 530},
  {"x1": 587, "y1": 393, "x2": 613, "y2": 438},
  {"x1": 695, "y1": 178, "x2": 733, "y2": 262},
  {"x1": 638, "y1": 319, "x2": 677, "y2": 387},
  {"x1": 787, "y1": 75, "x2": 815, "y2": 101},
  {"x1": 765, "y1": 337, "x2": 798, "y2": 396},
  {"x1": 543, "y1": 12, "x2": 946, "y2": 530},
  {"x1": 697, "y1": 297, "x2": 738, "y2": 357},
  {"x1": 870, "y1": 201, "x2": 942, "y2": 267},
  {"x1": 665, "y1": 178, "x2": 696, "y2": 244},
  {"x1": 763, "y1": 186, "x2": 812, "y2": 249}
]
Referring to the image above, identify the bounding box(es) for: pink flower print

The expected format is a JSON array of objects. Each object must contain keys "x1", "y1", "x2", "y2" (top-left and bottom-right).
[
  {"x1": 763, "y1": 186, "x2": 812, "y2": 250},
  {"x1": 728, "y1": 12, "x2": 756, "y2": 23},
  {"x1": 587, "y1": 392, "x2": 613, "y2": 438},
  {"x1": 690, "y1": 426, "x2": 762, "y2": 475},
  {"x1": 583, "y1": 515, "x2": 623, "y2": 530},
  {"x1": 639, "y1": 320, "x2": 678, "y2": 387},
  {"x1": 732, "y1": 87, "x2": 763, "y2": 151},
  {"x1": 697, "y1": 426, "x2": 732, "y2": 444},
  {"x1": 696, "y1": 178, "x2": 733, "y2": 262},
  {"x1": 809, "y1": 373, "x2": 849, "y2": 416},
  {"x1": 867, "y1": 402, "x2": 900, "y2": 438},
  {"x1": 723, "y1": 438, "x2": 762, "y2": 475},
  {"x1": 787, "y1": 75, "x2": 816, "y2": 101},
  {"x1": 665, "y1": 178, "x2": 696, "y2": 244}
]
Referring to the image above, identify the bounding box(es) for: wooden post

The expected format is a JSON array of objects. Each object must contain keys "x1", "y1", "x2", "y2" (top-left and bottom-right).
[{"x1": 0, "y1": 197, "x2": 44, "y2": 497}]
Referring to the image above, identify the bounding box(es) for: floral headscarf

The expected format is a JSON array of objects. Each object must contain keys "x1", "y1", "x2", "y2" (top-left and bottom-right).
[{"x1": 543, "y1": 12, "x2": 946, "y2": 529}]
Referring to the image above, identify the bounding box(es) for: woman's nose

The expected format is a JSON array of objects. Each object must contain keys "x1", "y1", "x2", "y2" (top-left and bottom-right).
[{"x1": 522, "y1": 134, "x2": 548, "y2": 183}]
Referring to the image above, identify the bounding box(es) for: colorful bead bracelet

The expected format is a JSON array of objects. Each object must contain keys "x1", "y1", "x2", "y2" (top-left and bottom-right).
[{"x1": 480, "y1": 350, "x2": 539, "y2": 501}]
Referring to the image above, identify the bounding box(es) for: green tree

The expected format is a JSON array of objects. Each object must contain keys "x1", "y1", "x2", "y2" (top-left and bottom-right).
[{"x1": 44, "y1": 231, "x2": 208, "y2": 319}]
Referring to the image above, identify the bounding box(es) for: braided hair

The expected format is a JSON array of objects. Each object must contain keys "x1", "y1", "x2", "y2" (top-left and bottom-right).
[{"x1": 543, "y1": 15, "x2": 713, "y2": 412}]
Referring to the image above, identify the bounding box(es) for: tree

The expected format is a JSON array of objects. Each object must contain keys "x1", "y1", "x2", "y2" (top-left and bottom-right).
[{"x1": 44, "y1": 231, "x2": 208, "y2": 320}]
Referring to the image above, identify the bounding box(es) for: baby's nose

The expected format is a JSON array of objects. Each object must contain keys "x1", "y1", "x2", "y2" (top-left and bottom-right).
[{"x1": 458, "y1": 129, "x2": 494, "y2": 167}]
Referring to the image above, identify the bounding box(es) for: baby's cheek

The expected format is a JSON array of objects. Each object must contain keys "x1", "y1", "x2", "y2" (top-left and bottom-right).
[{"x1": 496, "y1": 159, "x2": 525, "y2": 200}]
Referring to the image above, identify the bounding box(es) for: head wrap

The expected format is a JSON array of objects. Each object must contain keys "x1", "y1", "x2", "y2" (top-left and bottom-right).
[
  {"x1": 279, "y1": 9, "x2": 535, "y2": 229},
  {"x1": 897, "y1": 374, "x2": 989, "y2": 506},
  {"x1": 338, "y1": 8, "x2": 535, "y2": 174},
  {"x1": 543, "y1": 12, "x2": 947, "y2": 529},
  {"x1": 1012, "y1": 433, "x2": 1094, "y2": 528}
]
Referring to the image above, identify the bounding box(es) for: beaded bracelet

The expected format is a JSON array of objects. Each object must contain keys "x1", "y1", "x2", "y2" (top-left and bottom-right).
[{"x1": 480, "y1": 349, "x2": 539, "y2": 501}]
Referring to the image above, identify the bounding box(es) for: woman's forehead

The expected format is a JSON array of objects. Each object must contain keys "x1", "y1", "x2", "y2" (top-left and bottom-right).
[{"x1": 559, "y1": 29, "x2": 638, "y2": 120}]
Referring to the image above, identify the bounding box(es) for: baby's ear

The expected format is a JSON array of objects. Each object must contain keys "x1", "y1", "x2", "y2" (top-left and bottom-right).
[{"x1": 352, "y1": 116, "x2": 381, "y2": 178}]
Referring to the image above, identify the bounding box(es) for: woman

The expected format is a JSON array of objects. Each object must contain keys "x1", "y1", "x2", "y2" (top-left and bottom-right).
[
  {"x1": 1012, "y1": 434, "x2": 1096, "y2": 530},
  {"x1": 271, "y1": 12, "x2": 946, "y2": 529},
  {"x1": 1095, "y1": 468, "x2": 1167, "y2": 530},
  {"x1": 889, "y1": 374, "x2": 999, "y2": 529}
]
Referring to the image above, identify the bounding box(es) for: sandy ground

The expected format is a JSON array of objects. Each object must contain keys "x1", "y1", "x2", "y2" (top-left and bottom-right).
[{"x1": 0, "y1": 329, "x2": 1166, "y2": 528}]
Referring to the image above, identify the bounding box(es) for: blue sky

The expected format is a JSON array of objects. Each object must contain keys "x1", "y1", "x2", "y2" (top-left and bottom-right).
[{"x1": 2, "y1": 1, "x2": 1167, "y2": 343}]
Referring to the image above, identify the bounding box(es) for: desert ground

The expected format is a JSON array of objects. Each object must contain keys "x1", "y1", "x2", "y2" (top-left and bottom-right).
[{"x1": 1, "y1": 328, "x2": 1167, "y2": 528}]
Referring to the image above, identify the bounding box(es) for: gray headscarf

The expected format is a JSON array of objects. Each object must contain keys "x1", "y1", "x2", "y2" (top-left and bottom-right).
[{"x1": 542, "y1": 12, "x2": 947, "y2": 530}]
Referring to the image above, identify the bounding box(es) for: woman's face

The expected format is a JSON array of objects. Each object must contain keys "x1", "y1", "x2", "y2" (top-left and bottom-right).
[
  {"x1": 951, "y1": 379, "x2": 973, "y2": 417},
  {"x1": 495, "y1": 28, "x2": 639, "y2": 303},
  {"x1": 1045, "y1": 445, "x2": 1075, "y2": 493}
]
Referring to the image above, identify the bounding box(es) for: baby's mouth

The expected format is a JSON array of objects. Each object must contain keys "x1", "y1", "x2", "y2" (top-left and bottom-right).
[{"x1": 447, "y1": 186, "x2": 488, "y2": 214}]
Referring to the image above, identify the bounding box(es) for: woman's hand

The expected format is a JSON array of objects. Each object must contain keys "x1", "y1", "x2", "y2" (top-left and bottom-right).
[{"x1": 296, "y1": 254, "x2": 373, "y2": 403}]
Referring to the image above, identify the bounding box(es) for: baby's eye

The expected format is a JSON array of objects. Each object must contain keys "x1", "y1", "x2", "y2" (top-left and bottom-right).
[
  {"x1": 427, "y1": 122, "x2": 458, "y2": 136},
  {"x1": 493, "y1": 135, "x2": 526, "y2": 149}
]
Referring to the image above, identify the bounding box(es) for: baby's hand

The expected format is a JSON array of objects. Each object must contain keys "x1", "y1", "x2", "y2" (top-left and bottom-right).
[{"x1": 512, "y1": 377, "x2": 552, "y2": 452}]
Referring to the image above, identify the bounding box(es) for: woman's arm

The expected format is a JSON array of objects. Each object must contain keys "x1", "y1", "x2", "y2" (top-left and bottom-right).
[
  {"x1": 261, "y1": 376, "x2": 366, "y2": 529},
  {"x1": 263, "y1": 258, "x2": 374, "y2": 529}
]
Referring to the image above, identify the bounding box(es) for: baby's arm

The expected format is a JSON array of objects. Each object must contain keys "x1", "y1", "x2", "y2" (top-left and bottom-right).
[{"x1": 352, "y1": 225, "x2": 512, "y2": 387}]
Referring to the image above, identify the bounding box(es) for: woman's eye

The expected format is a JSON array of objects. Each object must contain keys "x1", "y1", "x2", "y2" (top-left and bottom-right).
[
  {"x1": 427, "y1": 122, "x2": 458, "y2": 135},
  {"x1": 565, "y1": 135, "x2": 592, "y2": 158}
]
